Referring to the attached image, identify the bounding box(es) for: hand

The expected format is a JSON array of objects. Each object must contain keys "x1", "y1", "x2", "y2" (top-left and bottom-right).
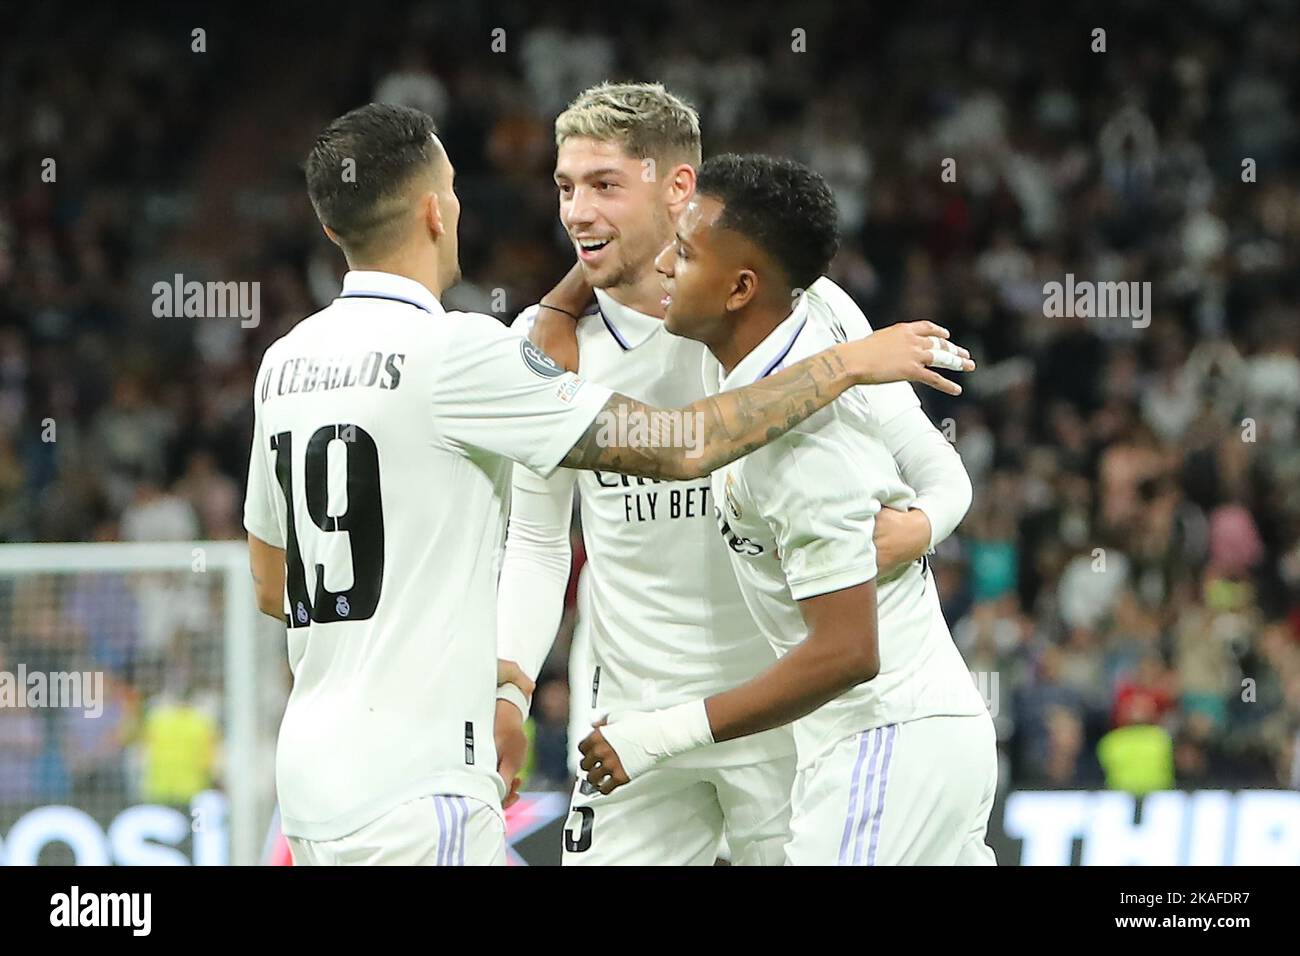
[
  {"x1": 494, "y1": 699, "x2": 528, "y2": 809},
  {"x1": 840, "y1": 321, "x2": 974, "y2": 395},
  {"x1": 577, "y1": 719, "x2": 631, "y2": 795},
  {"x1": 531, "y1": 263, "x2": 592, "y2": 373},
  {"x1": 874, "y1": 507, "x2": 932, "y2": 576},
  {"x1": 496, "y1": 659, "x2": 535, "y2": 701}
]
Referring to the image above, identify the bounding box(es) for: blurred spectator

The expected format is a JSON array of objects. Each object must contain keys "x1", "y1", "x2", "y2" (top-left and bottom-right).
[
  {"x1": 374, "y1": 44, "x2": 450, "y2": 126},
  {"x1": 1040, "y1": 706, "x2": 1103, "y2": 789},
  {"x1": 119, "y1": 476, "x2": 200, "y2": 543},
  {"x1": 1097, "y1": 695, "x2": 1176, "y2": 796},
  {"x1": 65, "y1": 570, "x2": 139, "y2": 678},
  {"x1": 139, "y1": 687, "x2": 219, "y2": 807},
  {"x1": 0, "y1": 706, "x2": 45, "y2": 814},
  {"x1": 1112, "y1": 654, "x2": 1177, "y2": 729},
  {"x1": 174, "y1": 450, "x2": 240, "y2": 540},
  {"x1": 63, "y1": 673, "x2": 137, "y2": 809},
  {"x1": 1058, "y1": 546, "x2": 1130, "y2": 634},
  {"x1": 528, "y1": 678, "x2": 572, "y2": 791},
  {"x1": 1015, "y1": 646, "x2": 1086, "y2": 783}
]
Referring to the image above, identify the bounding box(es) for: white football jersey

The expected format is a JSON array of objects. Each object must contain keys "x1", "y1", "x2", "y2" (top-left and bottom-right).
[
  {"x1": 504, "y1": 287, "x2": 792, "y2": 768},
  {"x1": 243, "y1": 270, "x2": 610, "y2": 841},
  {"x1": 707, "y1": 296, "x2": 987, "y2": 769}
]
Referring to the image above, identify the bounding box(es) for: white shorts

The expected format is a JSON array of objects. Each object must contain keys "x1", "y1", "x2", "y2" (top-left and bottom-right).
[
  {"x1": 288, "y1": 795, "x2": 505, "y2": 866},
  {"x1": 561, "y1": 754, "x2": 795, "y2": 866},
  {"x1": 786, "y1": 713, "x2": 998, "y2": 866}
]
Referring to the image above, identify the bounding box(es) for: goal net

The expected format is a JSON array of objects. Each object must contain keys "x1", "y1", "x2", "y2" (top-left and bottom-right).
[{"x1": 0, "y1": 542, "x2": 285, "y2": 865}]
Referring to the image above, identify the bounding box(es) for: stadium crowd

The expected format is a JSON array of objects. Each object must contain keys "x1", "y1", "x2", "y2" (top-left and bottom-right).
[{"x1": 1, "y1": 1, "x2": 1298, "y2": 820}]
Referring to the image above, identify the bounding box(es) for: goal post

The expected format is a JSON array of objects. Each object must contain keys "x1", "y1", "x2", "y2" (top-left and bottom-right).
[{"x1": 0, "y1": 541, "x2": 284, "y2": 865}]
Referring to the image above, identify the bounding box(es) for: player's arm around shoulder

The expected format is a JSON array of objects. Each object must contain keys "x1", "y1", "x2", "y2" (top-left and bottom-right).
[
  {"x1": 523, "y1": 262, "x2": 593, "y2": 373},
  {"x1": 558, "y1": 320, "x2": 973, "y2": 482}
]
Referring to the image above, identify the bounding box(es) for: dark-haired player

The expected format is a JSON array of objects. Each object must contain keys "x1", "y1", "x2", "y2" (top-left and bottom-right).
[
  {"x1": 243, "y1": 106, "x2": 972, "y2": 865},
  {"x1": 579, "y1": 155, "x2": 997, "y2": 866}
]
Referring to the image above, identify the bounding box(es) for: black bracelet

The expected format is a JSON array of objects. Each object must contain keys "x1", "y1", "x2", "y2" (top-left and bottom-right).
[{"x1": 539, "y1": 302, "x2": 581, "y2": 320}]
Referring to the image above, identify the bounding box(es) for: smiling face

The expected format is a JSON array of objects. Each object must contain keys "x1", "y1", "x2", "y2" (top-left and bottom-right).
[
  {"x1": 555, "y1": 137, "x2": 679, "y2": 291},
  {"x1": 655, "y1": 194, "x2": 756, "y2": 345}
]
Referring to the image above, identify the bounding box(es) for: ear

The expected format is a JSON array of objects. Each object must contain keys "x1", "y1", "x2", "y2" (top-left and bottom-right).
[
  {"x1": 421, "y1": 190, "x2": 445, "y2": 240},
  {"x1": 725, "y1": 269, "x2": 759, "y2": 313},
  {"x1": 322, "y1": 224, "x2": 342, "y2": 248},
  {"x1": 665, "y1": 163, "x2": 697, "y2": 216}
]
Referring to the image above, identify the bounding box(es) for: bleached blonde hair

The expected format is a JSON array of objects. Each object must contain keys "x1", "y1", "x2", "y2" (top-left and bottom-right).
[{"x1": 555, "y1": 81, "x2": 702, "y2": 166}]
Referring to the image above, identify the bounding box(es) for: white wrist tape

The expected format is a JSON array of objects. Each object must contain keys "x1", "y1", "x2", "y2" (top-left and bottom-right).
[
  {"x1": 926, "y1": 337, "x2": 965, "y2": 370},
  {"x1": 496, "y1": 682, "x2": 530, "y2": 719},
  {"x1": 599, "y1": 700, "x2": 715, "y2": 780}
]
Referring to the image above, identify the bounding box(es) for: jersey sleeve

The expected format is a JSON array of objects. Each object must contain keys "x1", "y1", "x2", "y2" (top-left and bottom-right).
[
  {"x1": 511, "y1": 303, "x2": 542, "y2": 338},
  {"x1": 805, "y1": 276, "x2": 922, "y2": 425},
  {"x1": 749, "y1": 411, "x2": 893, "y2": 601},
  {"x1": 879, "y1": 405, "x2": 973, "y2": 550},
  {"x1": 431, "y1": 312, "x2": 612, "y2": 478},
  {"x1": 805, "y1": 276, "x2": 968, "y2": 549},
  {"x1": 243, "y1": 362, "x2": 285, "y2": 547},
  {"x1": 496, "y1": 463, "x2": 578, "y2": 687},
  {"x1": 806, "y1": 276, "x2": 875, "y2": 340}
]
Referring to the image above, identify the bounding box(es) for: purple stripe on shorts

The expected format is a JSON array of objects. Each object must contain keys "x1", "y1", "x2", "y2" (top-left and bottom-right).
[
  {"x1": 858, "y1": 724, "x2": 897, "y2": 866},
  {"x1": 433, "y1": 796, "x2": 450, "y2": 866},
  {"x1": 850, "y1": 728, "x2": 888, "y2": 865},
  {"x1": 456, "y1": 797, "x2": 469, "y2": 866},
  {"x1": 837, "y1": 729, "x2": 876, "y2": 865},
  {"x1": 450, "y1": 797, "x2": 463, "y2": 867}
]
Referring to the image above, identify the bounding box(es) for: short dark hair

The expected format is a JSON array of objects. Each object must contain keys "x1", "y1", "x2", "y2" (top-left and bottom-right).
[
  {"x1": 696, "y1": 154, "x2": 839, "y2": 292},
  {"x1": 304, "y1": 103, "x2": 439, "y2": 250}
]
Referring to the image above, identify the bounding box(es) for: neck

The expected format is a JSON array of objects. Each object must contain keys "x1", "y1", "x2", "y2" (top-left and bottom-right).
[
  {"x1": 349, "y1": 246, "x2": 444, "y2": 300},
  {"x1": 710, "y1": 299, "x2": 791, "y2": 376}
]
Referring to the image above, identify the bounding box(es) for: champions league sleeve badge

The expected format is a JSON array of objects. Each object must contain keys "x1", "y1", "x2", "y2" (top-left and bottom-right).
[{"x1": 520, "y1": 339, "x2": 566, "y2": 378}]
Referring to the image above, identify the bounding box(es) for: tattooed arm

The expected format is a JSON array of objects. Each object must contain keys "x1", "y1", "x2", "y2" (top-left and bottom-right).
[{"x1": 560, "y1": 319, "x2": 972, "y2": 480}]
